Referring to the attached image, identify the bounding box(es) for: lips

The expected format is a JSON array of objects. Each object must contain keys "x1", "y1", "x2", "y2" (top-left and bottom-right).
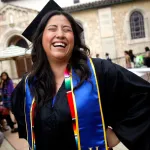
[{"x1": 52, "y1": 42, "x2": 67, "y2": 48}]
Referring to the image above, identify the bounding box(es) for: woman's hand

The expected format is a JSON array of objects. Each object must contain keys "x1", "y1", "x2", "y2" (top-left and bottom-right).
[{"x1": 106, "y1": 127, "x2": 120, "y2": 148}]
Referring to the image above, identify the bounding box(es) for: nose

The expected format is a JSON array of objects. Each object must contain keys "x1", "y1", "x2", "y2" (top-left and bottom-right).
[{"x1": 56, "y1": 28, "x2": 64, "y2": 39}]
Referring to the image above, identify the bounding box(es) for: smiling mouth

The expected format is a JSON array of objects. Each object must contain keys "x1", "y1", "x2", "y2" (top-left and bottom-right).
[{"x1": 53, "y1": 42, "x2": 67, "y2": 48}]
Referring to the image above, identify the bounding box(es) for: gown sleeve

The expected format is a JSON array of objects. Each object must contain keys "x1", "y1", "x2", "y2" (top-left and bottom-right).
[
  {"x1": 93, "y1": 58, "x2": 150, "y2": 150},
  {"x1": 11, "y1": 77, "x2": 27, "y2": 139}
]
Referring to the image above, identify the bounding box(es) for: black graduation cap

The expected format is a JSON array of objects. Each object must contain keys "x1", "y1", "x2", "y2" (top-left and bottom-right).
[{"x1": 22, "y1": 0, "x2": 83, "y2": 42}]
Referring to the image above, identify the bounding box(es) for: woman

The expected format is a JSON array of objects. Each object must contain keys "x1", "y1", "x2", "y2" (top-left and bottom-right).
[
  {"x1": 12, "y1": 1, "x2": 150, "y2": 150},
  {"x1": 144, "y1": 47, "x2": 150, "y2": 67},
  {"x1": 0, "y1": 72, "x2": 17, "y2": 133},
  {"x1": 129, "y1": 50, "x2": 135, "y2": 68},
  {"x1": 124, "y1": 51, "x2": 131, "y2": 68}
]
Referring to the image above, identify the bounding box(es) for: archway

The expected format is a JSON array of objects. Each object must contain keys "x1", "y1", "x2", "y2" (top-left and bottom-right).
[
  {"x1": 7, "y1": 35, "x2": 31, "y2": 78},
  {"x1": 7, "y1": 35, "x2": 29, "y2": 49}
]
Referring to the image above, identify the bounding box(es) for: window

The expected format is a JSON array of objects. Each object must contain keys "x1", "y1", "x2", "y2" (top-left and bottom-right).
[
  {"x1": 74, "y1": 0, "x2": 79, "y2": 4},
  {"x1": 130, "y1": 11, "x2": 145, "y2": 39},
  {"x1": 10, "y1": 15, "x2": 13, "y2": 24}
]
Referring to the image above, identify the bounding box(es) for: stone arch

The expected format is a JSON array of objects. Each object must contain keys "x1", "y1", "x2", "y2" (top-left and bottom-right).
[
  {"x1": 0, "y1": 28, "x2": 29, "y2": 49},
  {"x1": 127, "y1": 8, "x2": 146, "y2": 20},
  {"x1": 7, "y1": 35, "x2": 29, "y2": 49}
]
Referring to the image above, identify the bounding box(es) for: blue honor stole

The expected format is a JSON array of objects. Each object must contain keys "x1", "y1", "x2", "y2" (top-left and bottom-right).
[{"x1": 24, "y1": 58, "x2": 107, "y2": 150}]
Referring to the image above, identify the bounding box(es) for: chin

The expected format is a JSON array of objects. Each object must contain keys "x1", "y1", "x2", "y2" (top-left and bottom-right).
[
  {"x1": 54, "y1": 55, "x2": 67, "y2": 61},
  {"x1": 53, "y1": 53, "x2": 70, "y2": 61}
]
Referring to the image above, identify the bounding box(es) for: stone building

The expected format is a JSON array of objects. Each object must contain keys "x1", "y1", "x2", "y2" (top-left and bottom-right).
[
  {"x1": 0, "y1": 0, "x2": 150, "y2": 81},
  {"x1": 0, "y1": 3, "x2": 37, "y2": 81},
  {"x1": 66, "y1": 0, "x2": 150, "y2": 61}
]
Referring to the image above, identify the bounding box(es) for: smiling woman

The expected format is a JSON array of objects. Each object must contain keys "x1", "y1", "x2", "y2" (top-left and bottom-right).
[{"x1": 11, "y1": 1, "x2": 150, "y2": 150}]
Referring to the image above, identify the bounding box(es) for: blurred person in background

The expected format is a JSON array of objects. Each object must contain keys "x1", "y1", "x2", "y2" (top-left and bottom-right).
[
  {"x1": 105, "y1": 53, "x2": 112, "y2": 62},
  {"x1": 124, "y1": 51, "x2": 131, "y2": 68},
  {"x1": 96, "y1": 53, "x2": 100, "y2": 58},
  {"x1": 0, "y1": 72, "x2": 17, "y2": 133},
  {"x1": 144, "y1": 47, "x2": 150, "y2": 67},
  {"x1": 129, "y1": 50, "x2": 135, "y2": 68}
]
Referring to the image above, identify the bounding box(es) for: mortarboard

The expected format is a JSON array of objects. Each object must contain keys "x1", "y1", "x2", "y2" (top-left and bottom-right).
[{"x1": 22, "y1": 0, "x2": 83, "y2": 42}]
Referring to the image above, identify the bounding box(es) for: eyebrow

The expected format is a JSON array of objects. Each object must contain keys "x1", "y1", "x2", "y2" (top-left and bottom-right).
[
  {"x1": 47, "y1": 25, "x2": 57, "y2": 28},
  {"x1": 47, "y1": 25, "x2": 72, "y2": 29},
  {"x1": 63, "y1": 25, "x2": 72, "y2": 28}
]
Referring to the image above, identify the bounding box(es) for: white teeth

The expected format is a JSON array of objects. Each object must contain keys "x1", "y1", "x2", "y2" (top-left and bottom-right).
[{"x1": 53, "y1": 43, "x2": 66, "y2": 47}]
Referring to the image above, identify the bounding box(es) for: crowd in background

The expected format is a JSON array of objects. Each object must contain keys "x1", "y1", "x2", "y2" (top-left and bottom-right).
[
  {"x1": 124, "y1": 46, "x2": 150, "y2": 68},
  {"x1": 96, "y1": 46, "x2": 150, "y2": 69}
]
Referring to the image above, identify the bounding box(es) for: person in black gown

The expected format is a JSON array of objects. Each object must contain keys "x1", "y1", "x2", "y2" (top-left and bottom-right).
[{"x1": 11, "y1": 1, "x2": 150, "y2": 150}]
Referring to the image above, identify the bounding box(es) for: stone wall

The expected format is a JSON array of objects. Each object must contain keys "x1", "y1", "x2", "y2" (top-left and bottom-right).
[{"x1": 72, "y1": 9, "x2": 103, "y2": 57}]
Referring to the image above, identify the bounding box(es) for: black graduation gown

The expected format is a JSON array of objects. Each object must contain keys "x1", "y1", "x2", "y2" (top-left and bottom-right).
[{"x1": 11, "y1": 58, "x2": 150, "y2": 150}]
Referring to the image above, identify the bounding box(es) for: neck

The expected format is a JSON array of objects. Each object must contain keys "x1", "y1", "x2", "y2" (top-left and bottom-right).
[
  {"x1": 50, "y1": 61, "x2": 68, "y2": 81},
  {"x1": 49, "y1": 61, "x2": 68, "y2": 93}
]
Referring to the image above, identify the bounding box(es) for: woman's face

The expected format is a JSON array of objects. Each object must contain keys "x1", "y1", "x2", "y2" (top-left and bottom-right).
[
  {"x1": 42, "y1": 15, "x2": 74, "y2": 63},
  {"x1": 1, "y1": 73, "x2": 7, "y2": 80}
]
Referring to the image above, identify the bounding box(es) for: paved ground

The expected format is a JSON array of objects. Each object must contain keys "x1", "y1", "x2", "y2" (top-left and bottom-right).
[
  {"x1": 2, "y1": 130, "x2": 29, "y2": 150},
  {"x1": 114, "y1": 143, "x2": 128, "y2": 150},
  {"x1": 0, "y1": 139, "x2": 15, "y2": 150}
]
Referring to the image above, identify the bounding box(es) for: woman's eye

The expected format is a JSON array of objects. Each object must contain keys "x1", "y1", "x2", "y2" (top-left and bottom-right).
[
  {"x1": 63, "y1": 28, "x2": 72, "y2": 32},
  {"x1": 48, "y1": 28, "x2": 56, "y2": 31}
]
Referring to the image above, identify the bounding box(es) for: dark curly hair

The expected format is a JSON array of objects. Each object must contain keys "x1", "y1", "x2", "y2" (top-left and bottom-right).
[
  {"x1": 1, "y1": 72, "x2": 11, "y2": 89},
  {"x1": 28, "y1": 10, "x2": 91, "y2": 109}
]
